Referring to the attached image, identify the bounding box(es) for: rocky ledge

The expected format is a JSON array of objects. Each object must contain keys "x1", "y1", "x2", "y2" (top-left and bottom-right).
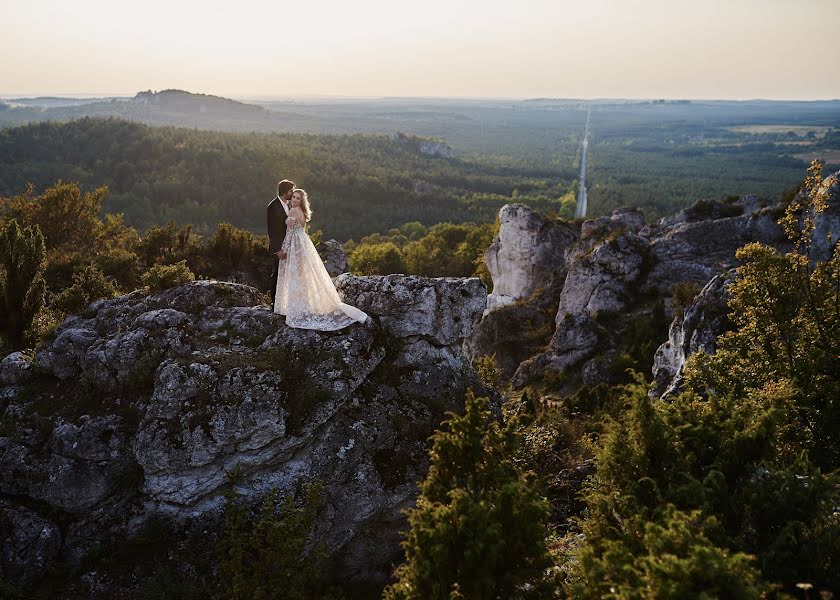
[
  {"x1": 469, "y1": 170, "x2": 840, "y2": 390},
  {"x1": 0, "y1": 276, "x2": 489, "y2": 593}
]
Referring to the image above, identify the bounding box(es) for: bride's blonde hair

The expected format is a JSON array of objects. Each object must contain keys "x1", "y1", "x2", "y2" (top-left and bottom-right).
[{"x1": 293, "y1": 188, "x2": 312, "y2": 222}]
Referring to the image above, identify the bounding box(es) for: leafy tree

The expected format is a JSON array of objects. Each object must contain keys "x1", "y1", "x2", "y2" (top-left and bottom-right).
[
  {"x1": 385, "y1": 392, "x2": 552, "y2": 600},
  {"x1": 348, "y1": 242, "x2": 405, "y2": 275},
  {"x1": 3, "y1": 180, "x2": 107, "y2": 255},
  {"x1": 0, "y1": 219, "x2": 47, "y2": 348}
]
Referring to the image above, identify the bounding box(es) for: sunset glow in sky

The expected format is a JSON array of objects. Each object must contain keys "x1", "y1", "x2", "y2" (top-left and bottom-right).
[{"x1": 2, "y1": 0, "x2": 838, "y2": 99}]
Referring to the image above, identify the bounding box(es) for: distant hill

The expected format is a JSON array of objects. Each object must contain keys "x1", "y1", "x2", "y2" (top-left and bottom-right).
[
  {"x1": 131, "y1": 89, "x2": 270, "y2": 118},
  {"x1": 0, "y1": 89, "x2": 281, "y2": 132}
]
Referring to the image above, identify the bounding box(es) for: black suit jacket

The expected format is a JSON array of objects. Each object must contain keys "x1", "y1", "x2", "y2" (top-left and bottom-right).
[{"x1": 267, "y1": 197, "x2": 288, "y2": 253}]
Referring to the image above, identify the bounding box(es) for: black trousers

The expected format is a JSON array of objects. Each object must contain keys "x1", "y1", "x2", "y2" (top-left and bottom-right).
[{"x1": 270, "y1": 254, "x2": 280, "y2": 304}]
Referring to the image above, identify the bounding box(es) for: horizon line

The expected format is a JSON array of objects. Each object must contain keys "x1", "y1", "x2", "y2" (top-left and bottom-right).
[{"x1": 1, "y1": 91, "x2": 840, "y2": 103}]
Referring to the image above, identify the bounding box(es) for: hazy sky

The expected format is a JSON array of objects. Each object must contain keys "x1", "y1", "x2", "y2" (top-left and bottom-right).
[{"x1": 2, "y1": 0, "x2": 838, "y2": 99}]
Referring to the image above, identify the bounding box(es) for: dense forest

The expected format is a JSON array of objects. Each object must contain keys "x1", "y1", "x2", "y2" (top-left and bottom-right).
[
  {"x1": 2, "y1": 93, "x2": 838, "y2": 240},
  {"x1": 0, "y1": 118, "x2": 575, "y2": 240}
]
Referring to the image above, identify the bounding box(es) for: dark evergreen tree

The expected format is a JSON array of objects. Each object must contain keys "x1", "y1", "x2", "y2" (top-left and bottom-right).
[
  {"x1": 0, "y1": 219, "x2": 47, "y2": 348},
  {"x1": 384, "y1": 392, "x2": 552, "y2": 600}
]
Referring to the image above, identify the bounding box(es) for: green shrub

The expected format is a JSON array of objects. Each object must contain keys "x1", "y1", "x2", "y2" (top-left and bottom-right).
[
  {"x1": 569, "y1": 504, "x2": 772, "y2": 599},
  {"x1": 670, "y1": 280, "x2": 703, "y2": 316},
  {"x1": 95, "y1": 247, "x2": 139, "y2": 289},
  {"x1": 141, "y1": 260, "x2": 195, "y2": 292},
  {"x1": 216, "y1": 482, "x2": 339, "y2": 600},
  {"x1": 52, "y1": 264, "x2": 118, "y2": 314},
  {"x1": 0, "y1": 219, "x2": 47, "y2": 348},
  {"x1": 385, "y1": 391, "x2": 552, "y2": 599},
  {"x1": 348, "y1": 241, "x2": 405, "y2": 275}
]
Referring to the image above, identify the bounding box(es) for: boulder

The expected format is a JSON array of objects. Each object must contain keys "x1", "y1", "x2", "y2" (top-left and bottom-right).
[
  {"x1": 317, "y1": 239, "x2": 349, "y2": 277},
  {"x1": 335, "y1": 274, "x2": 486, "y2": 346},
  {"x1": 0, "y1": 352, "x2": 32, "y2": 386},
  {"x1": 0, "y1": 505, "x2": 61, "y2": 586},
  {"x1": 0, "y1": 277, "x2": 490, "y2": 592},
  {"x1": 484, "y1": 204, "x2": 579, "y2": 313},
  {"x1": 651, "y1": 272, "x2": 734, "y2": 398}
]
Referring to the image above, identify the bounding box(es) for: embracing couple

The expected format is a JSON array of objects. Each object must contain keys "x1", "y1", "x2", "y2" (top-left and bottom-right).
[{"x1": 267, "y1": 180, "x2": 368, "y2": 331}]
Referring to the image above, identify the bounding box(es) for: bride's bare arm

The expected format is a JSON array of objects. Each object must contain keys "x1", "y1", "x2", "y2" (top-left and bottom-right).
[{"x1": 287, "y1": 207, "x2": 305, "y2": 227}]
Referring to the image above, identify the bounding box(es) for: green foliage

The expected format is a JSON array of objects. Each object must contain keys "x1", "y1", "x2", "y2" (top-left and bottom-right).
[
  {"x1": 51, "y1": 264, "x2": 117, "y2": 315},
  {"x1": 567, "y1": 164, "x2": 840, "y2": 597},
  {"x1": 569, "y1": 504, "x2": 772, "y2": 599},
  {"x1": 347, "y1": 221, "x2": 495, "y2": 284},
  {"x1": 216, "y1": 482, "x2": 339, "y2": 600},
  {"x1": 141, "y1": 260, "x2": 195, "y2": 292},
  {"x1": 2, "y1": 180, "x2": 108, "y2": 256},
  {"x1": 670, "y1": 280, "x2": 703, "y2": 317},
  {"x1": 0, "y1": 219, "x2": 47, "y2": 347},
  {"x1": 385, "y1": 391, "x2": 552, "y2": 599},
  {"x1": 686, "y1": 161, "x2": 840, "y2": 467},
  {"x1": 348, "y1": 241, "x2": 405, "y2": 275},
  {"x1": 206, "y1": 222, "x2": 266, "y2": 270},
  {"x1": 472, "y1": 354, "x2": 503, "y2": 389},
  {"x1": 138, "y1": 220, "x2": 202, "y2": 267}
]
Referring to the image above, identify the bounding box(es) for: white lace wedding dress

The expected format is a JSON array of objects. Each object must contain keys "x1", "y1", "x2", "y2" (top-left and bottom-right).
[{"x1": 273, "y1": 214, "x2": 368, "y2": 330}]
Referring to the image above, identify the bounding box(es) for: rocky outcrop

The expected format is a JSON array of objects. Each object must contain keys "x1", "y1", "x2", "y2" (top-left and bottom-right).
[
  {"x1": 812, "y1": 170, "x2": 840, "y2": 262},
  {"x1": 469, "y1": 186, "x2": 829, "y2": 389},
  {"x1": 0, "y1": 277, "x2": 488, "y2": 593},
  {"x1": 317, "y1": 239, "x2": 349, "y2": 277},
  {"x1": 511, "y1": 212, "x2": 650, "y2": 387},
  {"x1": 393, "y1": 132, "x2": 454, "y2": 159},
  {"x1": 641, "y1": 196, "x2": 784, "y2": 296},
  {"x1": 651, "y1": 272, "x2": 734, "y2": 398},
  {"x1": 485, "y1": 204, "x2": 579, "y2": 313}
]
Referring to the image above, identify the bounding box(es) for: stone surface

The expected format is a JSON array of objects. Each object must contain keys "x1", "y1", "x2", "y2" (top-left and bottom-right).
[
  {"x1": 484, "y1": 204, "x2": 579, "y2": 313},
  {"x1": 0, "y1": 277, "x2": 490, "y2": 591},
  {"x1": 511, "y1": 227, "x2": 650, "y2": 387},
  {"x1": 335, "y1": 274, "x2": 486, "y2": 346},
  {"x1": 473, "y1": 186, "x2": 829, "y2": 389},
  {"x1": 317, "y1": 239, "x2": 349, "y2": 277},
  {"x1": 0, "y1": 352, "x2": 32, "y2": 386},
  {"x1": 0, "y1": 505, "x2": 62, "y2": 586},
  {"x1": 651, "y1": 272, "x2": 734, "y2": 398}
]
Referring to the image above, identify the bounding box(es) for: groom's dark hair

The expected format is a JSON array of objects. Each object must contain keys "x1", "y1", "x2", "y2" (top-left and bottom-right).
[{"x1": 277, "y1": 180, "x2": 296, "y2": 196}]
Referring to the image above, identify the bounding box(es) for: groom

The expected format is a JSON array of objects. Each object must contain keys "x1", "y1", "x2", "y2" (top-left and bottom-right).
[{"x1": 268, "y1": 179, "x2": 295, "y2": 304}]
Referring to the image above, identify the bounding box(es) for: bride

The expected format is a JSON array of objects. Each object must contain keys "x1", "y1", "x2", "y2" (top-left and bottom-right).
[{"x1": 273, "y1": 188, "x2": 368, "y2": 330}]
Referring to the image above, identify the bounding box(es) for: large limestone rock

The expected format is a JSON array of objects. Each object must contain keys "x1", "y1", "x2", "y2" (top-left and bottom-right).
[
  {"x1": 641, "y1": 196, "x2": 784, "y2": 295},
  {"x1": 336, "y1": 274, "x2": 486, "y2": 346},
  {"x1": 317, "y1": 239, "x2": 349, "y2": 277},
  {"x1": 484, "y1": 204, "x2": 579, "y2": 313},
  {"x1": 812, "y1": 170, "x2": 840, "y2": 262},
  {"x1": 0, "y1": 277, "x2": 489, "y2": 593},
  {"x1": 651, "y1": 272, "x2": 734, "y2": 398},
  {"x1": 511, "y1": 221, "x2": 650, "y2": 387}
]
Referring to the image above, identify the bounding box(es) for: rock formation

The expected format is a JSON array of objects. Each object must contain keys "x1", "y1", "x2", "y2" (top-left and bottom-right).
[
  {"x1": 0, "y1": 277, "x2": 488, "y2": 593},
  {"x1": 317, "y1": 238, "x2": 350, "y2": 277},
  {"x1": 650, "y1": 272, "x2": 734, "y2": 398},
  {"x1": 468, "y1": 187, "x2": 828, "y2": 390},
  {"x1": 484, "y1": 204, "x2": 579, "y2": 313}
]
